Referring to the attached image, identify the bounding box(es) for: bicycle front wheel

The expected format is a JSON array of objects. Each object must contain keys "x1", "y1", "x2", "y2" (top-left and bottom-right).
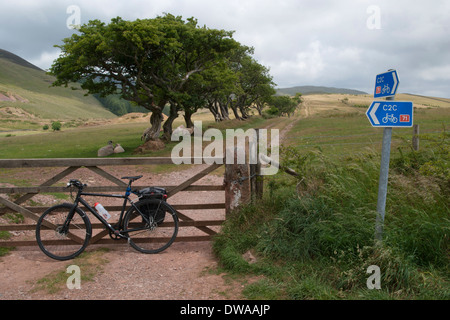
[
  {"x1": 36, "y1": 203, "x2": 91, "y2": 261},
  {"x1": 124, "y1": 199, "x2": 178, "y2": 254}
]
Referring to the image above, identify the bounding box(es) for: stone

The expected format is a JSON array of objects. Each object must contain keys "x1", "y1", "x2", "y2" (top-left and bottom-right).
[
  {"x1": 114, "y1": 144, "x2": 125, "y2": 154},
  {"x1": 97, "y1": 141, "x2": 114, "y2": 157}
]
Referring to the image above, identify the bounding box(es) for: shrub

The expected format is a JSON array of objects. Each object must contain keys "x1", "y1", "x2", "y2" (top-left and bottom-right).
[{"x1": 51, "y1": 121, "x2": 62, "y2": 131}]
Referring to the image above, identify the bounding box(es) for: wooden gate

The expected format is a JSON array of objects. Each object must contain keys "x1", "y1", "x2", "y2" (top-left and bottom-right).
[{"x1": 0, "y1": 157, "x2": 227, "y2": 248}]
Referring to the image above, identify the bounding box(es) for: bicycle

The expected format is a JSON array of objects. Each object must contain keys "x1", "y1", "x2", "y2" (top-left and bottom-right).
[{"x1": 35, "y1": 176, "x2": 178, "y2": 261}]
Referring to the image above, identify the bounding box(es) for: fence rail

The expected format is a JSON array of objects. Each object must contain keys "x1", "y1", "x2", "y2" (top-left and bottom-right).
[{"x1": 0, "y1": 157, "x2": 231, "y2": 248}]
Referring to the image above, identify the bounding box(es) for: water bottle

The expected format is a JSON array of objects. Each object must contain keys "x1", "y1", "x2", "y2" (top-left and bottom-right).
[{"x1": 94, "y1": 203, "x2": 111, "y2": 221}]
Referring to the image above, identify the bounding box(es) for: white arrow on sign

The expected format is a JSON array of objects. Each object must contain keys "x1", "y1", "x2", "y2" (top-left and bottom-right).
[
  {"x1": 391, "y1": 71, "x2": 398, "y2": 95},
  {"x1": 369, "y1": 103, "x2": 380, "y2": 125}
]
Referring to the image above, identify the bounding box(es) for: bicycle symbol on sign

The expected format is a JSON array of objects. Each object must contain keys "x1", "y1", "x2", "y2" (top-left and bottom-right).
[
  {"x1": 381, "y1": 84, "x2": 390, "y2": 94},
  {"x1": 382, "y1": 114, "x2": 398, "y2": 124}
]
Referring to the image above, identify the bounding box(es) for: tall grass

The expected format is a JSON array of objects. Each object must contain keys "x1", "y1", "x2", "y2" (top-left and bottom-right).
[{"x1": 213, "y1": 141, "x2": 449, "y2": 299}]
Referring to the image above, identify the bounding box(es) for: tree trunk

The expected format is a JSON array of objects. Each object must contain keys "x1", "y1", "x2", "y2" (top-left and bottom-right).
[
  {"x1": 239, "y1": 105, "x2": 249, "y2": 119},
  {"x1": 230, "y1": 101, "x2": 243, "y2": 120},
  {"x1": 162, "y1": 102, "x2": 179, "y2": 141},
  {"x1": 208, "y1": 103, "x2": 220, "y2": 122},
  {"x1": 219, "y1": 101, "x2": 230, "y2": 120},
  {"x1": 207, "y1": 101, "x2": 221, "y2": 122},
  {"x1": 236, "y1": 95, "x2": 249, "y2": 119},
  {"x1": 255, "y1": 103, "x2": 263, "y2": 116},
  {"x1": 184, "y1": 108, "x2": 195, "y2": 128},
  {"x1": 141, "y1": 101, "x2": 166, "y2": 141}
]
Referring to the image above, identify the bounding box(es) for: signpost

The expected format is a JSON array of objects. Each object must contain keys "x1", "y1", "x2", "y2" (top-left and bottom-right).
[
  {"x1": 368, "y1": 69, "x2": 414, "y2": 242},
  {"x1": 366, "y1": 101, "x2": 413, "y2": 127},
  {"x1": 374, "y1": 70, "x2": 399, "y2": 98}
]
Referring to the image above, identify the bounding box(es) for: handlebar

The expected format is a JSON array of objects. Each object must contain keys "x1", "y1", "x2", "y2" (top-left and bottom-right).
[{"x1": 66, "y1": 179, "x2": 87, "y2": 189}]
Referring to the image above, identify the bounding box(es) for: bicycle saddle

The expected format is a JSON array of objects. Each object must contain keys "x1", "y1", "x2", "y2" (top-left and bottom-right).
[{"x1": 121, "y1": 175, "x2": 143, "y2": 182}]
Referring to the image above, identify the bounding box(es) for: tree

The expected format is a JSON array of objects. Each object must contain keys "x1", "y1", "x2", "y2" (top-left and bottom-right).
[
  {"x1": 50, "y1": 14, "x2": 239, "y2": 142},
  {"x1": 253, "y1": 79, "x2": 277, "y2": 116},
  {"x1": 267, "y1": 95, "x2": 299, "y2": 117},
  {"x1": 228, "y1": 51, "x2": 276, "y2": 120},
  {"x1": 187, "y1": 60, "x2": 237, "y2": 122}
]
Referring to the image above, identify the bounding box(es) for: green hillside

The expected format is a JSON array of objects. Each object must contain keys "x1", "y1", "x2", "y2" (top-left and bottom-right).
[{"x1": 0, "y1": 49, "x2": 116, "y2": 120}]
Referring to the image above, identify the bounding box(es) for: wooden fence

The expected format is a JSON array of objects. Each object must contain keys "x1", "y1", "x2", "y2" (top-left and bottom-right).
[{"x1": 0, "y1": 157, "x2": 248, "y2": 248}]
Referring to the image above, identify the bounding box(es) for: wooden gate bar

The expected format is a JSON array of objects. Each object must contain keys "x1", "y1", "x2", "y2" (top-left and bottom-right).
[
  {"x1": 1, "y1": 203, "x2": 225, "y2": 216},
  {"x1": 167, "y1": 163, "x2": 224, "y2": 197},
  {"x1": 0, "y1": 185, "x2": 224, "y2": 195},
  {"x1": 13, "y1": 166, "x2": 80, "y2": 205},
  {"x1": 0, "y1": 157, "x2": 227, "y2": 248},
  {"x1": 0, "y1": 196, "x2": 85, "y2": 244},
  {"x1": 0, "y1": 157, "x2": 223, "y2": 168},
  {"x1": 85, "y1": 166, "x2": 128, "y2": 187},
  {"x1": 0, "y1": 196, "x2": 46, "y2": 223}
]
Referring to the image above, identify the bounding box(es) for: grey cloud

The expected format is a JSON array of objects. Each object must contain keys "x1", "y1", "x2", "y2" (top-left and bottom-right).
[{"x1": 1, "y1": 0, "x2": 449, "y2": 97}]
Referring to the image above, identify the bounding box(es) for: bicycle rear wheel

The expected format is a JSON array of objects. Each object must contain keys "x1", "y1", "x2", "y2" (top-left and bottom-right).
[
  {"x1": 36, "y1": 203, "x2": 91, "y2": 261},
  {"x1": 123, "y1": 199, "x2": 178, "y2": 254}
]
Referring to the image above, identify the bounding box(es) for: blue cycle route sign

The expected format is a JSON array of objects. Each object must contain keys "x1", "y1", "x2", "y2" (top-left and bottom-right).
[
  {"x1": 374, "y1": 70, "x2": 399, "y2": 98},
  {"x1": 366, "y1": 101, "x2": 413, "y2": 127}
]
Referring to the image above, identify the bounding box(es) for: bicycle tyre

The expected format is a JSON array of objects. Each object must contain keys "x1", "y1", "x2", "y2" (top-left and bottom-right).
[
  {"x1": 123, "y1": 199, "x2": 178, "y2": 254},
  {"x1": 36, "y1": 203, "x2": 92, "y2": 261}
]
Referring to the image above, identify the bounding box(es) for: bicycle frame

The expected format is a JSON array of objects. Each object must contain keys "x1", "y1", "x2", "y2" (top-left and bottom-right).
[{"x1": 65, "y1": 185, "x2": 149, "y2": 239}]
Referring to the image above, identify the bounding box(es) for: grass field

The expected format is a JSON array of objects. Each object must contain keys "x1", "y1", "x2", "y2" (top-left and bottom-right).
[
  {"x1": 288, "y1": 93, "x2": 450, "y2": 160},
  {"x1": 0, "y1": 105, "x2": 290, "y2": 159},
  {"x1": 286, "y1": 107, "x2": 449, "y2": 158}
]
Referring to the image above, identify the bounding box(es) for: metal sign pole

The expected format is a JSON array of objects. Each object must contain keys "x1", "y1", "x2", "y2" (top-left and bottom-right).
[
  {"x1": 375, "y1": 102, "x2": 393, "y2": 242},
  {"x1": 369, "y1": 69, "x2": 413, "y2": 243}
]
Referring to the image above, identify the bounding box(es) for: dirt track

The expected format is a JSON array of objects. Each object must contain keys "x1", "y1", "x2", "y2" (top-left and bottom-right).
[{"x1": 0, "y1": 241, "x2": 244, "y2": 300}]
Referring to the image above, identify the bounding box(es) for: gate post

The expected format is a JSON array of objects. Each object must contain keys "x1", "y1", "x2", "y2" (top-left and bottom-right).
[
  {"x1": 250, "y1": 129, "x2": 263, "y2": 201},
  {"x1": 224, "y1": 146, "x2": 251, "y2": 215}
]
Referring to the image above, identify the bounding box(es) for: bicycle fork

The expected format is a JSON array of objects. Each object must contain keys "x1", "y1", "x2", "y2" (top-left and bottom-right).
[{"x1": 60, "y1": 204, "x2": 80, "y2": 235}]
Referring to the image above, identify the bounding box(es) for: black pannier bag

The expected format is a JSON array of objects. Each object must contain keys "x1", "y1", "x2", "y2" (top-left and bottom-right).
[{"x1": 137, "y1": 187, "x2": 168, "y2": 225}]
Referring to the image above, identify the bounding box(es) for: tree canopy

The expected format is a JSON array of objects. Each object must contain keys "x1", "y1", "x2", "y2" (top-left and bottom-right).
[{"x1": 50, "y1": 14, "x2": 277, "y2": 142}]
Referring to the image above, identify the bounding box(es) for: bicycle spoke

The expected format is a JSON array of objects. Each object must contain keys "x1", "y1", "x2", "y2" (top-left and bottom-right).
[
  {"x1": 124, "y1": 199, "x2": 178, "y2": 253},
  {"x1": 36, "y1": 204, "x2": 91, "y2": 261}
]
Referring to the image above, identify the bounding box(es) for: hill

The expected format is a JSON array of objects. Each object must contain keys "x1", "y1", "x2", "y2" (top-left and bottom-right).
[
  {"x1": 277, "y1": 85, "x2": 367, "y2": 96},
  {"x1": 0, "y1": 49, "x2": 116, "y2": 120},
  {"x1": 0, "y1": 49, "x2": 43, "y2": 71}
]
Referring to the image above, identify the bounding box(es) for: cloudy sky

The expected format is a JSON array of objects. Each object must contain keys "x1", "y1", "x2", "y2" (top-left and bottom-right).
[{"x1": 1, "y1": 0, "x2": 450, "y2": 97}]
